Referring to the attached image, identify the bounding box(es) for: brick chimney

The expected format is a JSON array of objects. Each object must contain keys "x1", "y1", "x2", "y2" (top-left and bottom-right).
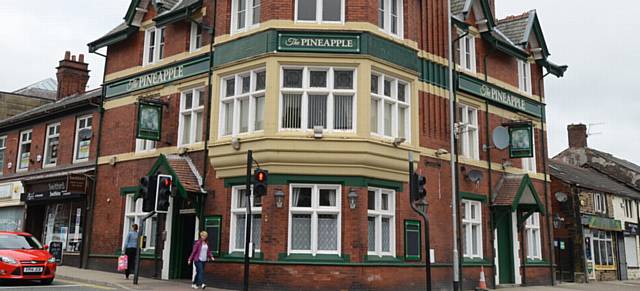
[
  {"x1": 567, "y1": 123, "x2": 588, "y2": 148},
  {"x1": 56, "y1": 51, "x2": 89, "y2": 100}
]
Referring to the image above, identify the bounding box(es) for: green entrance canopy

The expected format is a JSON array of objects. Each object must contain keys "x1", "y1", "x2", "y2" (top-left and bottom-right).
[{"x1": 493, "y1": 174, "x2": 546, "y2": 215}]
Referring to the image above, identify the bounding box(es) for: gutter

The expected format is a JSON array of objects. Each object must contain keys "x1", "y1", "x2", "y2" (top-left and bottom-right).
[{"x1": 200, "y1": 0, "x2": 216, "y2": 230}]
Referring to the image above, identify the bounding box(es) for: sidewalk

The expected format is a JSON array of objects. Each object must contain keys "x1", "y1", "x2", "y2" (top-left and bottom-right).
[{"x1": 56, "y1": 266, "x2": 234, "y2": 291}]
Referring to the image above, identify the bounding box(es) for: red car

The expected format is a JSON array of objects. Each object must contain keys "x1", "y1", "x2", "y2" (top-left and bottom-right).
[{"x1": 0, "y1": 231, "x2": 56, "y2": 285}]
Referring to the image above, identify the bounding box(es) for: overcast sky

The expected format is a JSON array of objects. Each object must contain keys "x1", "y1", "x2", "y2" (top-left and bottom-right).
[{"x1": 0, "y1": 0, "x2": 637, "y2": 164}]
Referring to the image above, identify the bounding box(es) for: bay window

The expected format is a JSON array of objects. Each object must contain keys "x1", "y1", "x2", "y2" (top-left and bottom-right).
[
  {"x1": 518, "y1": 59, "x2": 532, "y2": 94},
  {"x1": 232, "y1": 0, "x2": 261, "y2": 33},
  {"x1": 179, "y1": 88, "x2": 205, "y2": 146},
  {"x1": 370, "y1": 72, "x2": 410, "y2": 140},
  {"x1": 461, "y1": 199, "x2": 482, "y2": 258},
  {"x1": 74, "y1": 115, "x2": 92, "y2": 163},
  {"x1": 296, "y1": 0, "x2": 343, "y2": 23},
  {"x1": 17, "y1": 130, "x2": 32, "y2": 171},
  {"x1": 43, "y1": 123, "x2": 60, "y2": 167},
  {"x1": 143, "y1": 27, "x2": 165, "y2": 65},
  {"x1": 377, "y1": 0, "x2": 403, "y2": 37},
  {"x1": 367, "y1": 188, "x2": 395, "y2": 257},
  {"x1": 221, "y1": 69, "x2": 265, "y2": 136},
  {"x1": 229, "y1": 186, "x2": 262, "y2": 253},
  {"x1": 280, "y1": 67, "x2": 355, "y2": 131},
  {"x1": 456, "y1": 104, "x2": 479, "y2": 160},
  {"x1": 525, "y1": 213, "x2": 542, "y2": 259},
  {"x1": 122, "y1": 194, "x2": 157, "y2": 250},
  {"x1": 289, "y1": 184, "x2": 341, "y2": 255}
]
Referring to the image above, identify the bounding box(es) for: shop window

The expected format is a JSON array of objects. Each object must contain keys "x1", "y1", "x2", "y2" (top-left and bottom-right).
[
  {"x1": 625, "y1": 236, "x2": 638, "y2": 267},
  {"x1": 370, "y1": 72, "x2": 410, "y2": 141},
  {"x1": 204, "y1": 216, "x2": 222, "y2": 256},
  {"x1": 43, "y1": 123, "x2": 60, "y2": 167},
  {"x1": 143, "y1": 26, "x2": 165, "y2": 66},
  {"x1": 377, "y1": 0, "x2": 403, "y2": 37},
  {"x1": 518, "y1": 59, "x2": 532, "y2": 94},
  {"x1": 594, "y1": 193, "x2": 606, "y2": 214},
  {"x1": 461, "y1": 199, "x2": 482, "y2": 258},
  {"x1": 296, "y1": 0, "x2": 343, "y2": 23},
  {"x1": 17, "y1": 130, "x2": 32, "y2": 171},
  {"x1": 220, "y1": 69, "x2": 265, "y2": 137},
  {"x1": 231, "y1": 0, "x2": 261, "y2": 34},
  {"x1": 0, "y1": 206, "x2": 23, "y2": 231},
  {"x1": 367, "y1": 188, "x2": 395, "y2": 257},
  {"x1": 280, "y1": 67, "x2": 355, "y2": 131},
  {"x1": 178, "y1": 88, "x2": 205, "y2": 146},
  {"x1": 525, "y1": 213, "x2": 542, "y2": 259},
  {"x1": 122, "y1": 194, "x2": 158, "y2": 250},
  {"x1": 456, "y1": 104, "x2": 479, "y2": 160},
  {"x1": 0, "y1": 135, "x2": 6, "y2": 175},
  {"x1": 190, "y1": 22, "x2": 204, "y2": 51},
  {"x1": 289, "y1": 184, "x2": 341, "y2": 255},
  {"x1": 42, "y1": 202, "x2": 84, "y2": 252},
  {"x1": 522, "y1": 131, "x2": 536, "y2": 173},
  {"x1": 624, "y1": 199, "x2": 634, "y2": 219},
  {"x1": 404, "y1": 220, "x2": 421, "y2": 261},
  {"x1": 74, "y1": 115, "x2": 92, "y2": 163},
  {"x1": 229, "y1": 186, "x2": 262, "y2": 253},
  {"x1": 456, "y1": 32, "x2": 476, "y2": 73},
  {"x1": 592, "y1": 230, "x2": 614, "y2": 266}
]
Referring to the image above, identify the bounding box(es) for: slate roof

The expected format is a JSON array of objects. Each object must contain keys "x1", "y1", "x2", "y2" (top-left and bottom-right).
[
  {"x1": 496, "y1": 11, "x2": 532, "y2": 45},
  {"x1": 493, "y1": 174, "x2": 524, "y2": 206},
  {"x1": 588, "y1": 148, "x2": 640, "y2": 175},
  {"x1": 165, "y1": 155, "x2": 204, "y2": 193},
  {"x1": 451, "y1": 0, "x2": 469, "y2": 17},
  {"x1": 549, "y1": 160, "x2": 640, "y2": 200}
]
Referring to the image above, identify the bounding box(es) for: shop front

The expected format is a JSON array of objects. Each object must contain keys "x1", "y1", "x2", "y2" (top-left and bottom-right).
[
  {"x1": 0, "y1": 181, "x2": 25, "y2": 231},
  {"x1": 20, "y1": 172, "x2": 92, "y2": 267},
  {"x1": 581, "y1": 215, "x2": 623, "y2": 281}
]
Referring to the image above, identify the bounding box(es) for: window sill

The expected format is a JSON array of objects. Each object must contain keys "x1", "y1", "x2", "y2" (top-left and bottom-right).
[
  {"x1": 277, "y1": 253, "x2": 350, "y2": 264},
  {"x1": 525, "y1": 258, "x2": 549, "y2": 266},
  {"x1": 462, "y1": 257, "x2": 491, "y2": 266},
  {"x1": 364, "y1": 255, "x2": 403, "y2": 264},
  {"x1": 216, "y1": 251, "x2": 264, "y2": 262}
]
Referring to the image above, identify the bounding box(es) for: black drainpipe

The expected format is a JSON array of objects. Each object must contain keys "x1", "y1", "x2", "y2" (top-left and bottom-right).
[
  {"x1": 538, "y1": 71, "x2": 555, "y2": 285},
  {"x1": 482, "y1": 45, "x2": 497, "y2": 287}
]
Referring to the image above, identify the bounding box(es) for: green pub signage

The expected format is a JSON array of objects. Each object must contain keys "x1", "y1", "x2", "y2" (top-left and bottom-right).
[
  {"x1": 136, "y1": 102, "x2": 163, "y2": 141},
  {"x1": 278, "y1": 32, "x2": 360, "y2": 53},
  {"x1": 508, "y1": 123, "x2": 534, "y2": 158}
]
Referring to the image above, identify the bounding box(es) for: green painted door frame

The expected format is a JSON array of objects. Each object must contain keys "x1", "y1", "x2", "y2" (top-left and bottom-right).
[{"x1": 495, "y1": 210, "x2": 515, "y2": 284}]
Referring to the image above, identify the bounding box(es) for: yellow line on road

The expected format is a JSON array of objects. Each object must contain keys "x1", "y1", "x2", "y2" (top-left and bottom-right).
[{"x1": 56, "y1": 278, "x2": 117, "y2": 290}]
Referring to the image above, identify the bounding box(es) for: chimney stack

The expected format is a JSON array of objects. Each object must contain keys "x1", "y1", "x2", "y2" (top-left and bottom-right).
[
  {"x1": 567, "y1": 124, "x2": 588, "y2": 148},
  {"x1": 56, "y1": 51, "x2": 90, "y2": 100}
]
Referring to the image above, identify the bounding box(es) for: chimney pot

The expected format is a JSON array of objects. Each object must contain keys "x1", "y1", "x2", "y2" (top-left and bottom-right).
[
  {"x1": 567, "y1": 124, "x2": 588, "y2": 148},
  {"x1": 56, "y1": 51, "x2": 90, "y2": 100},
  {"x1": 71, "y1": 55, "x2": 76, "y2": 62},
  {"x1": 64, "y1": 51, "x2": 71, "y2": 60},
  {"x1": 79, "y1": 54, "x2": 85, "y2": 63}
]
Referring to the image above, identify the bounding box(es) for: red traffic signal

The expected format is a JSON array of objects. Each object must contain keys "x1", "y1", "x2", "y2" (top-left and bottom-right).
[{"x1": 253, "y1": 169, "x2": 269, "y2": 196}]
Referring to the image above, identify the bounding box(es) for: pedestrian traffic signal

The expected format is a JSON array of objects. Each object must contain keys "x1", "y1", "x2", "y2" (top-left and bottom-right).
[
  {"x1": 253, "y1": 169, "x2": 269, "y2": 196},
  {"x1": 141, "y1": 175, "x2": 158, "y2": 212},
  {"x1": 411, "y1": 172, "x2": 427, "y2": 202},
  {"x1": 156, "y1": 174, "x2": 172, "y2": 212}
]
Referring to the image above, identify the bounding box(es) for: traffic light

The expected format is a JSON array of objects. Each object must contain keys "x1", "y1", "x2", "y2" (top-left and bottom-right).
[
  {"x1": 156, "y1": 174, "x2": 172, "y2": 212},
  {"x1": 253, "y1": 168, "x2": 269, "y2": 196},
  {"x1": 141, "y1": 175, "x2": 157, "y2": 212},
  {"x1": 411, "y1": 172, "x2": 427, "y2": 202}
]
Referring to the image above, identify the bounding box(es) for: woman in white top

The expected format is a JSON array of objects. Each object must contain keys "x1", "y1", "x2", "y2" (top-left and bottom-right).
[{"x1": 188, "y1": 231, "x2": 214, "y2": 289}]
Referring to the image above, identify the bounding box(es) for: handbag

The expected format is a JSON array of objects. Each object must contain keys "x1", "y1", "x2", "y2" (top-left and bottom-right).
[{"x1": 117, "y1": 255, "x2": 128, "y2": 272}]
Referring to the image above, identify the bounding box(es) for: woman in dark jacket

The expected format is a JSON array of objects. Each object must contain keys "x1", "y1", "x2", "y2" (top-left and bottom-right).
[{"x1": 188, "y1": 231, "x2": 214, "y2": 289}]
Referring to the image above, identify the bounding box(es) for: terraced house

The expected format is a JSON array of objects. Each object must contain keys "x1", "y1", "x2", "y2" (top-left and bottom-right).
[{"x1": 85, "y1": 0, "x2": 565, "y2": 289}]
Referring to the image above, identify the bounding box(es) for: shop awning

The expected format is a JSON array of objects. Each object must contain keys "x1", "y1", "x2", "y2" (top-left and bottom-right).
[
  {"x1": 493, "y1": 174, "x2": 546, "y2": 215},
  {"x1": 582, "y1": 215, "x2": 623, "y2": 232}
]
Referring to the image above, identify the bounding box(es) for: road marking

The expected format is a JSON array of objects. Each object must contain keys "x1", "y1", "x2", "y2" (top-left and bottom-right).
[
  {"x1": 56, "y1": 279, "x2": 117, "y2": 290},
  {"x1": 0, "y1": 285, "x2": 80, "y2": 289}
]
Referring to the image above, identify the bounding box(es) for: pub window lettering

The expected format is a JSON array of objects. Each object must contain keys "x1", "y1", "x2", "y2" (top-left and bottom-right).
[
  {"x1": 17, "y1": 130, "x2": 32, "y2": 171},
  {"x1": 378, "y1": 0, "x2": 403, "y2": 37},
  {"x1": 143, "y1": 26, "x2": 165, "y2": 65},
  {"x1": 220, "y1": 69, "x2": 266, "y2": 137},
  {"x1": 296, "y1": 0, "x2": 343, "y2": 23},
  {"x1": 0, "y1": 135, "x2": 6, "y2": 174},
  {"x1": 44, "y1": 123, "x2": 61, "y2": 167},
  {"x1": 74, "y1": 115, "x2": 92, "y2": 163},
  {"x1": 232, "y1": 0, "x2": 261, "y2": 33}
]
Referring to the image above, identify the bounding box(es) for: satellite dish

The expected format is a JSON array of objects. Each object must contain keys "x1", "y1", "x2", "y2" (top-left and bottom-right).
[
  {"x1": 466, "y1": 169, "x2": 484, "y2": 183},
  {"x1": 492, "y1": 126, "x2": 510, "y2": 150},
  {"x1": 555, "y1": 192, "x2": 568, "y2": 203}
]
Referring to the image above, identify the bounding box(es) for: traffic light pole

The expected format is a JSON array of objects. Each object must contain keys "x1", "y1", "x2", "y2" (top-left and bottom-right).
[
  {"x1": 242, "y1": 150, "x2": 253, "y2": 291},
  {"x1": 408, "y1": 153, "x2": 432, "y2": 291},
  {"x1": 134, "y1": 211, "x2": 156, "y2": 285}
]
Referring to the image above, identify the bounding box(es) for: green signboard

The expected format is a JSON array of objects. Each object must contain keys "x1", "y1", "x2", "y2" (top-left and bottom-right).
[
  {"x1": 136, "y1": 102, "x2": 163, "y2": 141},
  {"x1": 457, "y1": 74, "x2": 543, "y2": 118},
  {"x1": 509, "y1": 123, "x2": 534, "y2": 158},
  {"x1": 105, "y1": 54, "x2": 210, "y2": 98},
  {"x1": 278, "y1": 32, "x2": 360, "y2": 53}
]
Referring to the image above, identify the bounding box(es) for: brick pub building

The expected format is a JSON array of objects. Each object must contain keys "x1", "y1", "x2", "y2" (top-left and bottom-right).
[{"x1": 85, "y1": 0, "x2": 566, "y2": 289}]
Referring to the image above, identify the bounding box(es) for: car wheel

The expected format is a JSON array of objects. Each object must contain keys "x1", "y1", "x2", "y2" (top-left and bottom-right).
[{"x1": 40, "y1": 278, "x2": 54, "y2": 285}]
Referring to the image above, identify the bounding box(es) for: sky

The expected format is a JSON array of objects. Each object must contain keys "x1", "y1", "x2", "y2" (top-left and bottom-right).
[{"x1": 0, "y1": 0, "x2": 638, "y2": 164}]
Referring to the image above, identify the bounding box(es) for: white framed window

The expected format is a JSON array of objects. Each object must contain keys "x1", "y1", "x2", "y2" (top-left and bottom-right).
[
  {"x1": 122, "y1": 194, "x2": 158, "y2": 250},
  {"x1": 190, "y1": 22, "x2": 204, "y2": 51},
  {"x1": 518, "y1": 59, "x2": 532, "y2": 94},
  {"x1": 295, "y1": 0, "x2": 344, "y2": 23},
  {"x1": 367, "y1": 188, "x2": 396, "y2": 257},
  {"x1": 461, "y1": 199, "x2": 482, "y2": 258},
  {"x1": 525, "y1": 213, "x2": 542, "y2": 259},
  {"x1": 624, "y1": 199, "x2": 634, "y2": 219},
  {"x1": 280, "y1": 67, "x2": 356, "y2": 132},
  {"x1": 522, "y1": 130, "x2": 536, "y2": 173},
  {"x1": 370, "y1": 72, "x2": 410, "y2": 141},
  {"x1": 0, "y1": 135, "x2": 7, "y2": 175},
  {"x1": 74, "y1": 115, "x2": 93, "y2": 163},
  {"x1": 592, "y1": 230, "x2": 614, "y2": 266},
  {"x1": 220, "y1": 69, "x2": 266, "y2": 137},
  {"x1": 143, "y1": 26, "x2": 165, "y2": 65},
  {"x1": 231, "y1": 0, "x2": 261, "y2": 33},
  {"x1": 288, "y1": 184, "x2": 341, "y2": 255},
  {"x1": 456, "y1": 33, "x2": 476, "y2": 72},
  {"x1": 43, "y1": 123, "x2": 60, "y2": 167},
  {"x1": 229, "y1": 186, "x2": 262, "y2": 253},
  {"x1": 594, "y1": 193, "x2": 606, "y2": 214},
  {"x1": 377, "y1": 0, "x2": 403, "y2": 37},
  {"x1": 17, "y1": 130, "x2": 32, "y2": 171},
  {"x1": 135, "y1": 139, "x2": 156, "y2": 153},
  {"x1": 178, "y1": 88, "x2": 205, "y2": 146},
  {"x1": 456, "y1": 104, "x2": 479, "y2": 160}
]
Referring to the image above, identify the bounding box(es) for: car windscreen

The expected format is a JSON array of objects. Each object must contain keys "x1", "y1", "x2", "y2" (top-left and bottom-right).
[{"x1": 0, "y1": 234, "x2": 43, "y2": 250}]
